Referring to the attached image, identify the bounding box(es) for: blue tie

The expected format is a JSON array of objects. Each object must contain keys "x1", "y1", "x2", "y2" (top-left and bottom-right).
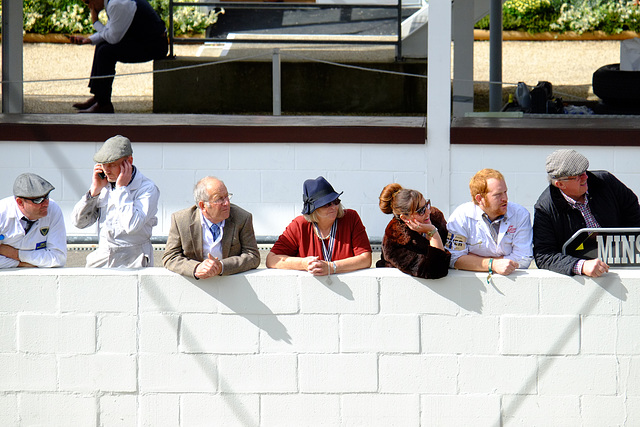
[{"x1": 210, "y1": 223, "x2": 220, "y2": 241}]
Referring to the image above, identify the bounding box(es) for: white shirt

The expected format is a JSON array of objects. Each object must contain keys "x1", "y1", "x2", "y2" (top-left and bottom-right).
[
  {"x1": 0, "y1": 197, "x2": 67, "y2": 268},
  {"x1": 446, "y1": 201, "x2": 533, "y2": 269},
  {"x1": 90, "y1": 0, "x2": 137, "y2": 45},
  {"x1": 201, "y1": 212, "x2": 225, "y2": 261}
]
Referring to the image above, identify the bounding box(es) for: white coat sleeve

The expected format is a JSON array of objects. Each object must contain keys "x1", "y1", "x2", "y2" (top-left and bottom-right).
[
  {"x1": 445, "y1": 209, "x2": 471, "y2": 269},
  {"x1": 503, "y1": 209, "x2": 533, "y2": 269},
  {"x1": 71, "y1": 192, "x2": 101, "y2": 229}
]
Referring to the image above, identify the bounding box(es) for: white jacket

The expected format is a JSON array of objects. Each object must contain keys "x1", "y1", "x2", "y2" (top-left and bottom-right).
[
  {"x1": 446, "y1": 201, "x2": 533, "y2": 269},
  {"x1": 72, "y1": 168, "x2": 159, "y2": 268},
  {"x1": 0, "y1": 197, "x2": 67, "y2": 268}
]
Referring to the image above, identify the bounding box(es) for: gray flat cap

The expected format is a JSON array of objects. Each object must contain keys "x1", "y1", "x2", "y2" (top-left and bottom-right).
[
  {"x1": 546, "y1": 149, "x2": 589, "y2": 179},
  {"x1": 93, "y1": 135, "x2": 133, "y2": 163},
  {"x1": 13, "y1": 173, "x2": 54, "y2": 198}
]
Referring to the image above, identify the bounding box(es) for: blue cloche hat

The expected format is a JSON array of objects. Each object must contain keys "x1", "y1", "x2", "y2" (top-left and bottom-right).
[{"x1": 302, "y1": 176, "x2": 343, "y2": 215}]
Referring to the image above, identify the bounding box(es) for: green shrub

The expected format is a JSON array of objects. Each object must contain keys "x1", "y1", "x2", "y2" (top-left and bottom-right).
[
  {"x1": 503, "y1": 0, "x2": 559, "y2": 32},
  {"x1": 476, "y1": 0, "x2": 640, "y2": 34},
  {"x1": 5, "y1": 0, "x2": 222, "y2": 36},
  {"x1": 551, "y1": 0, "x2": 640, "y2": 34},
  {"x1": 150, "y1": 0, "x2": 224, "y2": 35}
]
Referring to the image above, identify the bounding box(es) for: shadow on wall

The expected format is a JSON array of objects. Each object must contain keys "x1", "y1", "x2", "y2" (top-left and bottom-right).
[
  {"x1": 502, "y1": 272, "x2": 628, "y2": 422},
  {"x1": 423, "y1": 273, "x2": 486, "y2": 314},
  {"x1": 193, "y1": 275, "x2": 292, "y2": 344}
]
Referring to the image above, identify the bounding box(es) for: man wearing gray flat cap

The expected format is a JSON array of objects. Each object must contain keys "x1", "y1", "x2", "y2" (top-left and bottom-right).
[
  {"x1": 71, "y1": 135, "x2": 160, "y2": 268},
  {"x1": 533, "y1": 149, "x2": 640, "y2": 277},
  {"x1": 0, "y1": 173, "x2": 67, "y2": 268}
]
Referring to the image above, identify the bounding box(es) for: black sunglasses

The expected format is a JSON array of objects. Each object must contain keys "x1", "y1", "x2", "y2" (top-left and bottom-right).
[
  {"x1": 322, "y1": 198, "x2": 341, "y2": 208},
  {"x1": 23, "y1": 195, "x2": 49, "y2": 204},
  {"x1": 416, "y1": 199, "x2": 431, "y2": 215}
]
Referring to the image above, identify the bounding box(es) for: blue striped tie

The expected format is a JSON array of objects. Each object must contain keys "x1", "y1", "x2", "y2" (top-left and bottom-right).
[{"x1": 210, "y1": 223, "x2": 220, "y2": 241}]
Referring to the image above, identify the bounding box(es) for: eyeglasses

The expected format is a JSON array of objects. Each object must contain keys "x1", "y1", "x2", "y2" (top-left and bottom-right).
[
  {"x1": 416, "y1": 199, "x2": 431, "y2": 215},
  {"x1": 209, "y1": 194, "x2": 233, "y2": 205},
  {"x1": 23, "y1": 195, "x2": 49, "y2": 204},
  {"x1": 322, "y1": 199, "x2": 341, "y2": 208},
  {"x1": 558, "y1": 172, "x2": 587, "y2": 182}
]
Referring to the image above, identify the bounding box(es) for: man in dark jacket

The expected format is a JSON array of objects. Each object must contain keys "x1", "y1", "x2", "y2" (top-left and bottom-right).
[{"x1": 533, "y1": 149, "x2": 640, "y2": 277}]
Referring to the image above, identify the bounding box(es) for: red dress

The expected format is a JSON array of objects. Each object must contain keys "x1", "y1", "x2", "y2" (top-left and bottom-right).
[{"x1": 270, "y1": 209, "x2": 372, "y2": 260}]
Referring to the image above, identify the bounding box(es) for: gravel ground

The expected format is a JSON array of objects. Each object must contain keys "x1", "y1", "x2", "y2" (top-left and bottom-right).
[{"x1": 0, "y1": 39, "x2": 622, "y2": 112}]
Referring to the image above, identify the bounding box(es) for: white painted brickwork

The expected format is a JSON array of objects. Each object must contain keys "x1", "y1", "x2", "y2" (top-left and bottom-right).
[
  {"x1": 3, "y1": 142, "x2": 640, "y2": 240},
  {"x1": 0, "y1": 267, "x2": 639, "y2": 425}
]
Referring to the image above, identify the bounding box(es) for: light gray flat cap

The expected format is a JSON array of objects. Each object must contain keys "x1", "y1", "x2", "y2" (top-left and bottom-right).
[
  {"x1": 93, "y1": 135, "x2": 133, "y2": 163},
  {"x1": 13, "y1": 173, "x2": 55, "y2": 198},
  {"x1": 546, "y1": 149, "x2": 589, "y2": 179}
]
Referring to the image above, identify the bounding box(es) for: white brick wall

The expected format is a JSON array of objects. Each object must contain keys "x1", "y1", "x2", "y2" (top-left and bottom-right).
[
  {"x1": 4, "y1": 141, "x2": 640, "y2": 241},
  {"x1": 1, "y1": 267, "x2": 639, "y2": 425}
]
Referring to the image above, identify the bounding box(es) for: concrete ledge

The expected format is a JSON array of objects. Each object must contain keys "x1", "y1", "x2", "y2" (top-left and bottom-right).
[{"x1": 0, "y1": 267, "x2": 638, "y2": 425}]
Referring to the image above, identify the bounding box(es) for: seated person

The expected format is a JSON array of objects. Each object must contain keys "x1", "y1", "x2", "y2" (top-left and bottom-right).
[
  {"x1": 446, "y1": 168, "x2": 533, "y2": 276},
  {"x1": 163, "y1": 176, "x2": 260, "y2": 279},
  {"x1": 377, "y1": 183, "x2": 450, "y2": 279},
  {"x1": 266, "y1": 176, "x2": 372, "y2": 275},
  {"x1": 534, "y1": 149, "x2": 640, "y2": 277}
]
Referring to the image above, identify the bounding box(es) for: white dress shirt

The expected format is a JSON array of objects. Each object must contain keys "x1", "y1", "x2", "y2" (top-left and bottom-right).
[
  {"x1": 90, "y1": 0, "x2": 137, "y2": 45},
  {"x1": 201, "y1": 212, "x2": 225, "y2": 261}
]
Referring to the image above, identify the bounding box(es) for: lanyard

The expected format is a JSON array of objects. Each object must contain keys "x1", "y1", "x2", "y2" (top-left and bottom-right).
[{"x1": 314, "y1": 220, "x2": 337, "y2": 262}]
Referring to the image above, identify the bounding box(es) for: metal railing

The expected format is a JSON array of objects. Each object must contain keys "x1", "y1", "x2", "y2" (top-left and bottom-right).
[{"x1": 168, "y1": 0, "x2": 407, "y2": 59}]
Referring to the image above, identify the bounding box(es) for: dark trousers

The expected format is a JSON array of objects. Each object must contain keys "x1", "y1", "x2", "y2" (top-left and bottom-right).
[{"x1": 89, "y1": 36, "x2": 168, "y2": 104}]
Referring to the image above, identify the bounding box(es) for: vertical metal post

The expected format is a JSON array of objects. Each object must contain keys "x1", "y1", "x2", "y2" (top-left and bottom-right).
[
  {"x1": 489, "y1": 0, "x2": 503, "y2": 112},
  {"x1": 2, "y1": 0, "x2": 24, "y2": 113},
  {"x1": 272, "y1": 48, "x2": 282, "y2": 116},
  {"x1": 452, "y1": 0, "x2": 475, "y2": 117},
  {"x1": 168, "y1": 0, "x2": 175, "y2": 57},
  {"x1": 396, "y1": 0, "x2": 403, "y2": 60}
]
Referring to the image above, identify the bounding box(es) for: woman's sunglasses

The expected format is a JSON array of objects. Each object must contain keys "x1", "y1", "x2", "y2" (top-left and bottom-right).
[{"x1": 416, "y1": 199, "x2": 431, "y2": 215}]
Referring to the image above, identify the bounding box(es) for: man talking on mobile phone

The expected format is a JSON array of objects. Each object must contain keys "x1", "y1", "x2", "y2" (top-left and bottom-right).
[{"x1": 71, "y1": 135, "x2": 160, "y2": 268}]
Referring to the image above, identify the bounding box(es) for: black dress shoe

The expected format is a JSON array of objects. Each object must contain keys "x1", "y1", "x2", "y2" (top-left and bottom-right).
[
  {"x1": 78, "y1": 102, "x2": 115, "y2": 114},
  {"x1": 73, "y1": 96, "x2": 97, "y2": 110}
]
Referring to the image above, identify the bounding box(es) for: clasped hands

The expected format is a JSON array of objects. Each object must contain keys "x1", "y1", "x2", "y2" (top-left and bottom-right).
[
  {"x1": 304, "y1": 256, "x2": 330, "y2": 276},
  {"x1": 195, "y1": 253, "x2": 223, "y2": 279}
]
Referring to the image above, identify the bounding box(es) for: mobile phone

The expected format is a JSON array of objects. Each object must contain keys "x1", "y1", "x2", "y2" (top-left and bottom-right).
[{"x1": 98, "y1": 171, "x2": 106, "y2": 179}]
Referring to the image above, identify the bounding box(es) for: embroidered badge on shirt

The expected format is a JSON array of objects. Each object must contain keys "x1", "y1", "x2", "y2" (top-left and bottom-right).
[
  {"x1": 40, "y1": 227, "x2": 49, "y2": 236},
  {"x1": 446, "y1": 232, "x2": 467, "y2": 251},
  {"x1": 506, "y1": 225, "x2": 516, "y2": 234},
  {"x1": 35, "y1": 241, "x2": 47, "y2": 250}
]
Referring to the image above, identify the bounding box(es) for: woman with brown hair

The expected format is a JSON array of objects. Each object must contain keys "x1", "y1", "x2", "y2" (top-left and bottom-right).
[{"x1": 377, "y1": 183, "x2": 450, "y2": 279}]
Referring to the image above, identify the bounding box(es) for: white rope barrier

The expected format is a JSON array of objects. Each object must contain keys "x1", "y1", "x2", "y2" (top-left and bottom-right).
[{"x1": 5, "y1": 47, "x2": 590, "y2": 102}]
